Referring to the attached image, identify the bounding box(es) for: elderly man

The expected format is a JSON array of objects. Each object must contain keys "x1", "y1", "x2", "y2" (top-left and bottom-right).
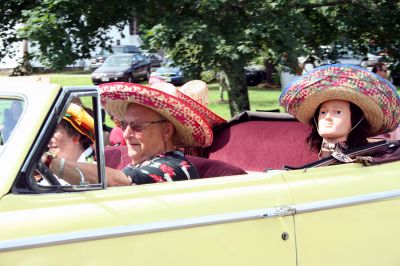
[{"x1": 46, "y1": 82, "x2": 225, "y2": 186}]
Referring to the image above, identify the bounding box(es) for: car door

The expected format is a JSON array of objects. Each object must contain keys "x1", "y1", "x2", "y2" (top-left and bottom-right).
[
  {"x1": 0, "y1": 173, "x2": 298, "y2": 266},
  {"x1": 282, "y1": 162, "x2": 400, "y2": 266},
  {"x1": 132, "y1": 53, "x2": 148, "y2": 79},
  {"x1": 0, "y1": 85, "x2": 297, "y2": 265}
]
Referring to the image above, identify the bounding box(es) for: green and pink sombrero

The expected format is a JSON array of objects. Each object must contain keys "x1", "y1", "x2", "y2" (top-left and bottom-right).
[
  {"x1": 99, "y1": 82, "x2": 225, "y2": 148},
  {"x1": 279, "y1": 64, "x2": 400, "y2": 136}
]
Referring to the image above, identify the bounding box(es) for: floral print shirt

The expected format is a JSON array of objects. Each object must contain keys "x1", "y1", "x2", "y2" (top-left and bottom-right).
[{"x1": 122, "y1": 151, "x2": 200, "y2": 185}]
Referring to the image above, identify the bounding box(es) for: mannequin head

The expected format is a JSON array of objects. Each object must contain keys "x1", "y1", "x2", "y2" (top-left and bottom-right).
[
  {"x1": 307, "y1": 100, "x2": 370, "y2": 152},
  {"x1": 317, "y1": 100, "x2": 352, "y2": 143}
]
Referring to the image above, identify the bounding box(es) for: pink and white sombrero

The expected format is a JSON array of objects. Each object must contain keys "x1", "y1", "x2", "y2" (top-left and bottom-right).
[{"x1": 99, "y1": 82, "x2": 218, "y2": 147}]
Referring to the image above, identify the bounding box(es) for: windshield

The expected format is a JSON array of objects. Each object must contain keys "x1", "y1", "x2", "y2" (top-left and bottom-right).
[
  {"x1": 103, "y1": 56, "x2": 132, "y2": 67},
  {"x1": 0, "y1": 98, "x2": 24, "y2": 145}
]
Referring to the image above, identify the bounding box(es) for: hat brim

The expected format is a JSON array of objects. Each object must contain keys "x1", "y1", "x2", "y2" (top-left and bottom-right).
[{"x1": 100, "y1": 83, "x2": 213, "y2": 147}]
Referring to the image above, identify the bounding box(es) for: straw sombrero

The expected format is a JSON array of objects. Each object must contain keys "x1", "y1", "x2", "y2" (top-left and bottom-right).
[
  {"x1": 63, "y1": 103, "x2": 95, "y2": 142},
  {"x1": 279, "y1": 64, "x2": 400, "y2": 136},
  {"x1": 179, "y1": 80, "x2": 209, "y2": 106},
  {"x1": 149, "y1": 80, "x2": 226, "y2": 127},
  {"x1": 99, "y1": 82, "x2": 216, "y2": 147}
]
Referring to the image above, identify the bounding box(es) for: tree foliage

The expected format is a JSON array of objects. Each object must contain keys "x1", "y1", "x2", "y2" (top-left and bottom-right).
[
  {"x1": 1, "y1": 0, "x2": 399, "y2": 115},
  {"x1": 1, "y1": 0, "x2": 138, "y2": 68}
]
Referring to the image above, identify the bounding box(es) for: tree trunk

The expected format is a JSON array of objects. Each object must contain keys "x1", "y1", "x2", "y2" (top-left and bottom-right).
[
  {"x1": 263, "y1": 59, "x2": 276, "y2": 84},
  {"x1": 11, "y1": 39, "x2": 32, "y2": 76},
  {"x1": 218, "y1": 71, "x2": 228, "y2": 101},
  {"x1": 21, "y1": 39, "x2": 32, "y2": 74},
  {"x1": 221, "y1": 63, "x2": 250, "y2": 117}
]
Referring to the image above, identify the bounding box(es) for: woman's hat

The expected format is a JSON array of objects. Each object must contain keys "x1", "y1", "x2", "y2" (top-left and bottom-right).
[
  {"x1": 99, "y1": 82, "x2": 223, "y2": 147},
  {"x1": 179, "y1": 80, "x2": 209, "y2": 106},
  {"x1": 279, "y1": 64, "x2": 400, "y2": 136},
  {"x1": 63, "y1": 103, "x2": 95, "y2": 142}
]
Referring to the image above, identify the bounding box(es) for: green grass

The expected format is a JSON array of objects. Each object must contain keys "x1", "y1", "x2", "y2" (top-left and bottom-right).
[
  {"x1": 50, "y1": 74, "x2": 92, "y2": 87},
  {"x1": 49, "y1": 75, "x2": 282, "y2": 120},
  {"x1": 206, "y1": 83, "x2": 282, "y2": 119},
  {"x1": 48, "y1": 74, "x2": 400, "y2": 121}
]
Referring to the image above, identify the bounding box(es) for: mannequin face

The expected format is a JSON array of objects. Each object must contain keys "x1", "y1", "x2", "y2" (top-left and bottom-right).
[{"x1": 317, "y1": 100, "x2": 352, "y2": 142}]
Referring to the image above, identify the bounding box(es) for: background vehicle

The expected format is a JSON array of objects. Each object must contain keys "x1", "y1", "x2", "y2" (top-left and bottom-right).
[
  {"x1": 91, "y1": 53, "x2": 151, "y2": 85},
  {"x1": 1, "y1": 81, "x2": 400, "y2": 265},
  {"x1": 90, "y1": 45, "x2": 141, "y2": 69},
  {"x1": 149, "y1": 64, "x2": 185, "y2": 86},
  {"x1": 390, "y1": 61, "x2": 400, "y2": 85},
  {"x1": 335, "y1": 50, "x2": 364, "y2": 65},
  {"x1": 245, "y1": 65, "x2": 266, "y2": 86},
  {"x1": 143, "y1": 52, "x2": 164, "y2": 69}
]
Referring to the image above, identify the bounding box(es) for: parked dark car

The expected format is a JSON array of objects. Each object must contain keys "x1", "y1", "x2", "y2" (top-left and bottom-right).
[
  {"x1": 149, "y1": 65, "x2": 185, "y2": 86},
  {"x1": 143, "y1": 52, "x2": 164, "y2": 69},
  {"x1": 91, "y1": 53, "x2": 151, "y2": 85},
  {"x1": 245, "y1": 66, "x2": 266, "y2": 86},
  {"x1": 90, "y1": 45, "x2": 141, "y2": 69},
  {"x1": 390, "y1": 61, "x2": 400, "y2": 86}
]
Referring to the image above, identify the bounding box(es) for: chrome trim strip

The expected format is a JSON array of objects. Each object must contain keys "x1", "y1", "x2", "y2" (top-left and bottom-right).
[
  {"x1": 0, "y1": 206, "x2": 283, "y2": 252},
  {"x1": 1, "y1": 189, "x2": 399, "y2": 252},
  {"x1": 294, "y1": 189, "x2": 400, "y2": 214}
]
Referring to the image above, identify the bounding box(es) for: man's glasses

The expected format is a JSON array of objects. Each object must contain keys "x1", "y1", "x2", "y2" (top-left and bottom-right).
[{"x1": 120, "y1": 120, "x2": 167, "y2": 132}]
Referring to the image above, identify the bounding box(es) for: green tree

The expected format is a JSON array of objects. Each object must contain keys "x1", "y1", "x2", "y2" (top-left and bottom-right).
[
  {"x1": 137, "y1": 0, "x2": 302, "y2": 115},
  {"x1": 1, "y1": 0, "x2": 399, "y2": 115},
  {"x1": 1, "y1": 0, "x2": 138, "y2": 69}
]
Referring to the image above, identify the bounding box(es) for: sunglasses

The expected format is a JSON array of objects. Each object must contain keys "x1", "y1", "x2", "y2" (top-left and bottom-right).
[{"x1": 120, "y1": 119, "x2": 167, "y2": 132}]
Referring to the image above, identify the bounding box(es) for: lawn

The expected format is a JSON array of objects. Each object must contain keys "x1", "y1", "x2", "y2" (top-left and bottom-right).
[
  {"x1": 49, "y1": 74, "x2": 283, "y2": 120},
  {"x1": 49, "y1": 74, "x2": 400, "y2": 122}
]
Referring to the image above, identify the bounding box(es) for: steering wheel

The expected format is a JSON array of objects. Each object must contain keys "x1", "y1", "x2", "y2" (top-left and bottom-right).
[{"x1": 37, "y1": 161, "x2": 62, "y2": 186}]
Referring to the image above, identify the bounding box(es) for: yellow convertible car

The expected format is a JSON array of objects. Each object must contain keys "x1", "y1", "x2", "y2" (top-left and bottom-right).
[{"x1": 0, "y1": 80, "x2": 400, "y2": 265}]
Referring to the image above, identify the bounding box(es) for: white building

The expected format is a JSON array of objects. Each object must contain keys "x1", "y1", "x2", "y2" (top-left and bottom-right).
[{"x1": 0, "y1": 21, "x2": 142, "y2": 70}]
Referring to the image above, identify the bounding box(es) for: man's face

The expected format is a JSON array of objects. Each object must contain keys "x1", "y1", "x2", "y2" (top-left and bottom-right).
[
  {"x1": 318, "y1": 100, "x2": 352, "y2": 142},
  {"x1": 122, "y1": 103, "x2": 167, "y2": 164}
]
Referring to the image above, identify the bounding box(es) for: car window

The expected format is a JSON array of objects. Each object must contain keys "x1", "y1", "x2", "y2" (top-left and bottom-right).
[
  {"x1": 101, "y1": 49, "x2": 112, "y2": 56},
  {"x1": 124, "y1": 46, "x2": 138, "y2": 53},
  {"x1": 104, "y1": 56, "x2": 131, "y2": 67},
  {"x1": 0, "y1": 98, "x2": 24, "y2": 145},
  {"x1": 134, "y1": 54, "x2": 145, "y2": 61},
  {"x1": 32, "y1": 93, "x2": 103, "y2": 191},
  {"x1": 113, "y1": 47, "x2": 125, "y2": 53}
]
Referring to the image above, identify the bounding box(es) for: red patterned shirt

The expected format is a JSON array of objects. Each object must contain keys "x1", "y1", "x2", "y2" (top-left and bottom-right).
[{"x1": 122, "y1": 151, "x2": 199, "y2": 184}]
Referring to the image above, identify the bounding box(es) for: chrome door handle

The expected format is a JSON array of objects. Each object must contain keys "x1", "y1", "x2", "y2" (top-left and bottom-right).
[{"x1": 260, "y1": 206, "x2": 296, "y2": 218}]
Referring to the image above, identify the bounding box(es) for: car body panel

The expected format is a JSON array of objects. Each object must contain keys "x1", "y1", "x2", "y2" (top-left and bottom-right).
[
  {"x1": 0, "y1": 173, "x2": 296, "y2": 265},
  {"x1": 0, "y1": 80, "x2": 399, "y2": 265},
  {"x1": 282, "y1": 162, "x2": 400, "y2": 266}
]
